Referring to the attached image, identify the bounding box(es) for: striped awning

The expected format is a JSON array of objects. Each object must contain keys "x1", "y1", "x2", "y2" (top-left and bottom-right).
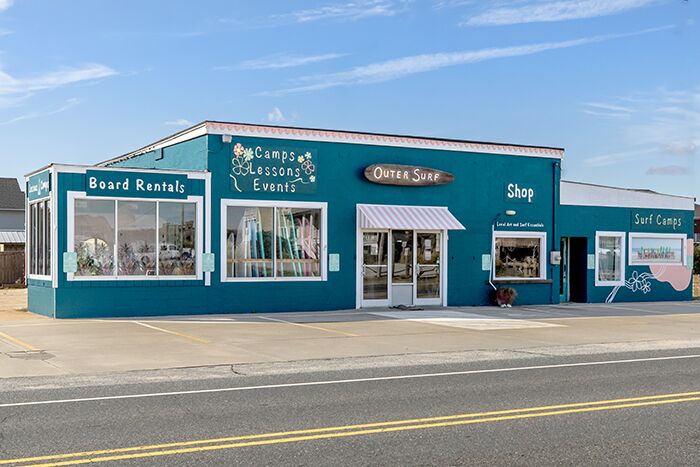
[{"x1": 358, "y1": 204, "x2": 465, "y2": 230}]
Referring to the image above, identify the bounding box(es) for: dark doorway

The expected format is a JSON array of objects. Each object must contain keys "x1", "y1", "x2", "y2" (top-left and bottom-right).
[{"x1": 568, "y1": 237, "x2": 588, "y2": 303}]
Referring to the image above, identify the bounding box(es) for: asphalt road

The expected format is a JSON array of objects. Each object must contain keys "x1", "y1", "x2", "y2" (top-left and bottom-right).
[{"x1": 1, "y1": 349, "x2": 699, "y2": 466}]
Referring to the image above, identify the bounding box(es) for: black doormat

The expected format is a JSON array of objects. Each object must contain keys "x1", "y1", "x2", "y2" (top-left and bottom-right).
[{"x1": 391, "y1": 304, "x2": 424, "y2": 311}]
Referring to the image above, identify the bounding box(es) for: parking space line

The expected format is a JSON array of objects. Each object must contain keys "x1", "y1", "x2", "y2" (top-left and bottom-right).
[
  {"x1": 258, "y1": 316, "x2": 359, "y2": 337},
  {"x1": 132, "y1": 321, "x2": 210, "y2": 344},
  {"x1": 596, "y1": 305, "x2": 658, "y2": 314},
  {"x1": 0, "y1": 330, "x2": 40, "y2": 352}
]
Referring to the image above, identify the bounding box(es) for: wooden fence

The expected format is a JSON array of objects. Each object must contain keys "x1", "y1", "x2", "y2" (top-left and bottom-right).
[{"x1": 0, "y1": 251, "x2": 24, "y2": 284}]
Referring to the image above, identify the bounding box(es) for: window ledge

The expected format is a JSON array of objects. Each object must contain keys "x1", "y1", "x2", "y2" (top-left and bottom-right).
[{"x1": 490, "y1": 279, "x2": 552, "y2": 285}]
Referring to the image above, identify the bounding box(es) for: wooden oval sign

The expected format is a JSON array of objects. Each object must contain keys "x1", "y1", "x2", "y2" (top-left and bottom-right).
[{"x1": 364, "y1": 164, "x2": 454, "y2": 187}]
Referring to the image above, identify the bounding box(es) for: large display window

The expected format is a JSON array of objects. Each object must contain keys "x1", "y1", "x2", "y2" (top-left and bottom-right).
[
  {"x1": 68, "y1": 195, "x2": 202, "y2": 280},
  {"x1": 493, "y1": 231, "x2": 547, "y2": 280},
  {"x1": 595, "y1": 231, "x2": 625, "y2": 286},
  {"x1": 221, "y1": 200, "x2": 327, "y2": 281},
  {"x1": 628, "y1": 233, "x2": 686, "y2": 266}
]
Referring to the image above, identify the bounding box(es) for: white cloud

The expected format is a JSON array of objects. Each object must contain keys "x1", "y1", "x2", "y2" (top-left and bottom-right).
[
  {"x1": 273, "y1": 0, "x2": 406, "y2": 23},
  {"x1": 217, "y1": 53, "x2": 346, "y2": 72},
  {"x1": 585, "y1": 102, "x2": 635, "y2": 113},
  {"x1": 164, "y1": 119, "x2": 193, "y2": 127},
  {"x1": 0, "y1": 28, "x2": 12, "y2": 36},
  {"x1": 0, "y1": 98, "x2": 80, "y2": 126},
  {"x1": 0, "y1": 63, "x2": 117, "y2": 96},
  {"x1": 464, "y1": 0, "x2": 661, "y2": 26},
  {"x1": 582, "y1": 147, "x2": 657, "y2": 167},
  {"x1": 664, "y1": 142, "x2": 697, "y2": 155},
  {"x1": 261, "y1": 26, "x2": 673, "y2": 96},
  {"x1": 0, "y1": 0, "x2": 13, "y2": 13},
  {"x1": 646, "y1": 165, "x2": 693, "y2": 176},
  {"x1": 267, "y1": 107, "x2": 287, "y2": 122},
  {"x1": 581, "y1": 86, "x2": 699, "y2": 177}
]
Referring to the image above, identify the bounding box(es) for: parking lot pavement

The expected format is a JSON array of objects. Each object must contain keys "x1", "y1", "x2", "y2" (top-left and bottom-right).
[{"x1": 1, "y1": 299, "x2": 699, "y2": 379}]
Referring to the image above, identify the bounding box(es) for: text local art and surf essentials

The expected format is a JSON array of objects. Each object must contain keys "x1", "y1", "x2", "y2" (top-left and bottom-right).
[
  {"x1": 230, "y1": 143, "x2": 317, "y2": 194},
  {"x1": 364, "y1": 164, "x2": 454, "y2": 186}
]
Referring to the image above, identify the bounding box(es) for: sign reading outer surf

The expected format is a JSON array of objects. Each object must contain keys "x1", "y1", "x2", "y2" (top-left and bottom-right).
[{"x1": 364, "y1": 164, "x2": 454, "y2": 187}]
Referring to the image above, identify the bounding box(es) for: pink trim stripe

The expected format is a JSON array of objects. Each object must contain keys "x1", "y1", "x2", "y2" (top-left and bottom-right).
[
  {"x1": 206, "y1": 122, "x2": 563, "y2": 158},
  {"x1": 358, "y1": 205, "x2": 465, "y2": 230}
]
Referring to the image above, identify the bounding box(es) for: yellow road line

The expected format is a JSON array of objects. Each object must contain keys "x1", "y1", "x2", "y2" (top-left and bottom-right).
[
  {"x1": 0, "y1": 330, "x2": 40, "y2": 352},
  {"x1": 131, "y1": 321, "x2": 210, "y2": 344},
  {"x1": 3, "y1": 390, "x2": 699, "y2": 466},
  {"x1": 12, "y1": 396, "x2": 700, "y2": 467},
  {"x1": 258, "y1": 316, "x2": 359, "y2": 337}
]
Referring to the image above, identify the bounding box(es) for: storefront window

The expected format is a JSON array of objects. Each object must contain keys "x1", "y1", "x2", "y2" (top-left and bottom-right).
[
  {"x1": 118, "y1": 201, "x2": 157, "y2": 276},
  {"x1": 75, "y1": 199, "x2": 116, "y2": 276},
  {"x1": 596, "y1": 232, "x2": 624, "y2": 285},
  {"x1": 28, "y1": 199, "x2": 52, "y2": 277},
  {"x1": 159, "y1": 202, "x2": 197, "y2": 276},
  {"x1": 494, "y1": 233, "x2": 545, "y2": 280},
  {"x1": 223, "y1": 201, "x2": 326, "y2": 281},
  {"x1": 629, "y1": 233, "x2": 685, "y2": 266},
  {"x1": 276, "y1": 207, "x2": 321, "y2": 278},
  {"x1": 226, "y1": 206, "x2": 274, "y2": 278},
  {"x1": 71, "y1": 198, "x2": 198, "y2": 279}
]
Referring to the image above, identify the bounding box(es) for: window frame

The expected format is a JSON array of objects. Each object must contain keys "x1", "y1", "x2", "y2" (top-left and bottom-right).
[
  {"x1": 27, "y1": 198, "x2": 52, "y2": 281},
  {"x1": 66, "y1": 192, "x2": 203, "y2": 281},
  {"x1": 492, "y1": 230, "x2": 547, "y2": 281},
  {"x1": 595, "y1": 231, "x2": 626, "y2": 287},
  {"x1": 220, "y1": 199, "x2": 328, "y2": 283},
  {"x1": 627, "y1": 232, "x2": 687, "y2": 267}
]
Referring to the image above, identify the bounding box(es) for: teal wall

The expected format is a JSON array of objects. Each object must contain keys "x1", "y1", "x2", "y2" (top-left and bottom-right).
[
  {"x1": 50, "y1": 170, "x2": 207, "y2": 318},
  {"x1": 27, "y1": 279, "x2": 54, "y2": 317},
  {"x1": 110, "y1": 136, "x2": 208, "y2": 171},
  {"x1": 30, "y1": 131, "x2": 693, "y2": 318},
  {"x1": 205, "y1": 134, "x2": 560, "y2": 313},
  {"x1": 559, "y1": 204, "x2": 694, "y2": 303}
]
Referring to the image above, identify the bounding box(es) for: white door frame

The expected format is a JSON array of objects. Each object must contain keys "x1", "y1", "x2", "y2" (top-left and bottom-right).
[
  {"x1": 414, "y1": 230, "x2": 447, "y2": 307},
  {"x1": 357, "y1": 229, "x2": 391, "y2": 308},
  {"x1": 356, "y1": 227, "x2": 448, "y2": 308}
]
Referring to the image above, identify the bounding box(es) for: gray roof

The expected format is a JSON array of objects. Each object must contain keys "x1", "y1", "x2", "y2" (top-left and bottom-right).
[
  {"x1": 0, "y1": 178, "x2": 24, "y2": 210},
  {"x1": 0, "y1": 230, "x2": 24, "y2": 243}
]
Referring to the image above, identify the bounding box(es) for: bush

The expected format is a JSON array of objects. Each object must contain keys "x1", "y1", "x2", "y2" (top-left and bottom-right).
[{"x1": 695, "y1": 245, "x2": 700, "y2": 275}]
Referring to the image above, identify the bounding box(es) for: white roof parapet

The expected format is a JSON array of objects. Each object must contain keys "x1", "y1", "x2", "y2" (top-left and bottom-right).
[
  {"x1": 98, "y1": 121, "x2": 564, "y2": 167},
  {"x1": 561, "y1": 180, "x2": 695, "y2": 211}
]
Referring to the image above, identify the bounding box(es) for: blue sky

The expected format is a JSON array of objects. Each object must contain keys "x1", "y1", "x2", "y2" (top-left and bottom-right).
[{"x1": 1, "y1": 0, "x2": 698, "y2": 199}]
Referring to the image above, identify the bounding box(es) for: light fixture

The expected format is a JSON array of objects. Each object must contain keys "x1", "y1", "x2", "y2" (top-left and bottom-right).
[
  {"x1": 505, "y1": 210, "x2": 517, "y2": 216},
  {"x1": 222, "y1": 134, "x2": 232, "y2": 143}
]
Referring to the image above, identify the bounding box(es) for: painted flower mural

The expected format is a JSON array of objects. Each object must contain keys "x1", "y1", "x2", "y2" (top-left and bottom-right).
[
  {"x1": 229, "y1": 142, "x2": 317, "y2": 193},
  {"x1": 605, "y1": 239, "x2": 693, "y2": 303}
]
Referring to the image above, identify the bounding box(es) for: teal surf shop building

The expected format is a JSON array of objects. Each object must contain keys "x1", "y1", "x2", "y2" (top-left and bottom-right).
[{"x1": 25, "y1": 121, "x2": 696, "y2": 318}]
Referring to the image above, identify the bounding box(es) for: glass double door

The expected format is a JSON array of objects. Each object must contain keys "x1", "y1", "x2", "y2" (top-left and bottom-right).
[{"x1": 362, "y1": 229, "x2": 442, "y2": 307}]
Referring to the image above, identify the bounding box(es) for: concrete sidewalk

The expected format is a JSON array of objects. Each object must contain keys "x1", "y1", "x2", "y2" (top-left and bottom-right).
[{"x1": 1, "y1": 295, "x2": 700, "y2": 378}]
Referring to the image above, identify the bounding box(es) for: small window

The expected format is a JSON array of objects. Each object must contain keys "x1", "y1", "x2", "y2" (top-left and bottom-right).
[
  {"x1": 117, "y1": 201, "x2": 157, "y2": 276},
  {"x1": 595, "y1": 232, "x2": 625, "y2": 286},
  {"x1": 493, "y1": 232, "x2": 546, "y2": 280},
  {"x1": 74, "y1": 199, "x2": 116, "y2": 276},
  {"x1": 628, "y1": 233, "x2": 686, "y2": 266},
  {"x1": 223, "y1": 201, "x2": 326, "y2": 281},
  {"x1": 28, "y1": 199, "x2": 52, "y2": 277},
  {"x1": 159, "y1": 202, "x2": 197, "y2": 276}
]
